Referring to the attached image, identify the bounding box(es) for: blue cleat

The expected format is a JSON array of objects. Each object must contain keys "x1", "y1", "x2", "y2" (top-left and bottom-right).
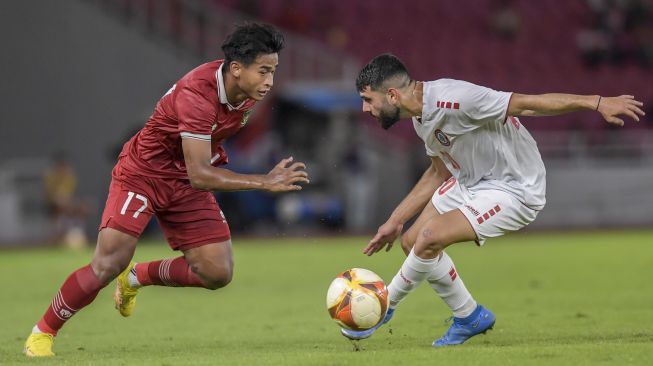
[
  {"x1": 432, "y1": 305, "x2": 495, "y2": 347},
  {"x1": 341, "y1": 308, "x2": 395, "y2": 340}
]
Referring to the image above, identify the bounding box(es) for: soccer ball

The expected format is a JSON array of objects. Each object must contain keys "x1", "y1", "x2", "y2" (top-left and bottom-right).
[{"x1": 326, "y1": 268, "x2": 388, "y2": 330}]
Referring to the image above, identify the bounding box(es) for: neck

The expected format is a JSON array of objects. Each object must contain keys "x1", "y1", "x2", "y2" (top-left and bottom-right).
[
  {"x1": 222, "y1": 68, "x2": 249, "y2": 105},
  {"x1": 402, "y1": 80, "x2": 423, "y2": 117}
]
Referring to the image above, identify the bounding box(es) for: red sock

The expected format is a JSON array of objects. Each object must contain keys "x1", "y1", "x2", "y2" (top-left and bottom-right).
[
  {"x1": 135, "y1": 257, "x2": 205, "y2": 288},
  {"x1": 36, "y1": 265, "x2": 104, "y2": 336}
]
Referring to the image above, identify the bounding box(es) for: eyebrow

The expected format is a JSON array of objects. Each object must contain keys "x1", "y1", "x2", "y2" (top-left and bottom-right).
[{"x1": 260, "y1": 65, "x2": 274, "y2": 71}]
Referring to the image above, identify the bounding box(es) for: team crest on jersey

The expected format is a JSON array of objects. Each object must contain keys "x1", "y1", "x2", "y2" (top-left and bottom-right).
[
  {"x1": 434, "y1": 129, "x2": 451, "y2": 146},
  {"x1": 240, "y1": 110, "x2": 252, "y2": 127}
]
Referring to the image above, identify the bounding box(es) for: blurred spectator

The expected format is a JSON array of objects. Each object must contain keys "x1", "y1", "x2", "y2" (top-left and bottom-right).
[
  {"x1": 312, "y1": 2, "x2": 349, "y2": 50},
  {"x1": 324, "y1": 26, "x2": 349, "y2": 50},
  {"x1": 272, "y1": 0, "x2": 310, "y2": 34},
  {"x1": 489, "y1": 0, "x2": 522, "y2": 41},
  {"x1": 628, "y1": 0, "x2": 653, "y2": 67},
  {"x1": 576, "y1": 27, "x2": 613, "y2": 67},
  {"x1": 578, "y1": 0, "x2": 653, "y2": 68},
  {"x1": 44, "y1": 152, "x2": 90, "y2": 248}
]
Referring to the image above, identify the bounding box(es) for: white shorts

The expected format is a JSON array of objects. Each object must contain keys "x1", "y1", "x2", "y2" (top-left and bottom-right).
[{"x1": 431, "y1": 177, "x2": 539, "y2": 245}]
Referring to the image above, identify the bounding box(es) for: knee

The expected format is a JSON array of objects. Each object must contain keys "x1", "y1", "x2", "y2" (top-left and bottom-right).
[
  {"x1": 203, "y1": 266, "x2": 233, "y2": 290},
  {"x1": 91, "y1": 258, "x2": 128, "y2": 285},
  {"x1": 92, "y1": 228, "x2": 137, "y2": 285},
  {"x1": 191, "y1": 260, "x2": 233, "y2": 290},
  {"x1": 414, "y1": 228, "x2": 448, "y2": 258}
]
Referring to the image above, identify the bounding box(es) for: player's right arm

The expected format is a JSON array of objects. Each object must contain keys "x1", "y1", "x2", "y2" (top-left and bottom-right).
[
  {"x1": 181, "y1": 137, "x2": 309, "y2": 192},
  {"x1": 363, "y1": 156, "x2": 451, "y2": 255},
  {"x1": 175, "y1": 78, "x2": 308, "y2": 192}
]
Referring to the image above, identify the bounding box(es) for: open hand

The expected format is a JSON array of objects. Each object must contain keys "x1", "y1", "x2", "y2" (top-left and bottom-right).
[
  {"x1": 363, "y1": 219, "x2": 404, "y2": 256},
  {"x1": 264, "y1": 157, "x2": 309, "y2": 192},
  {"x1": 598, "y1": 95, "x2": 645, "y2": 126}
]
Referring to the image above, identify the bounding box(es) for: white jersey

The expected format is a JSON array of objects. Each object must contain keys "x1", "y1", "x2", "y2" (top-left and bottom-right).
[{"x1": 412, "y1": 79, "x2": 546, "y2": 210}]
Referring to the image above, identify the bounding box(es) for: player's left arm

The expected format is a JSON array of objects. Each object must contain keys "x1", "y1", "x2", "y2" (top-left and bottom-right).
[{"x1": 507, "y1": 93, "x2": 645, "y2": 126}]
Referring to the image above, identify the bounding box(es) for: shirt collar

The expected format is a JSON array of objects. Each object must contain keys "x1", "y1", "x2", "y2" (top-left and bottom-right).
[{"x1": 216, "y1": 63, "x2": 247, "y2": 111}]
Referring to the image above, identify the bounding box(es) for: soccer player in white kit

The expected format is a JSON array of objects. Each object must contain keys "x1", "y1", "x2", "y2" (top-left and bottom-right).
[{"x1": 342, "y1": 54, "x2": 645, "y2": 346}]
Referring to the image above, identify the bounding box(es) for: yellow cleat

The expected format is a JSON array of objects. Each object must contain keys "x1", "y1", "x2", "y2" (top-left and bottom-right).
[
  {"x1": 114, "y1": 262, "x2": 139, "y2": 317},
  {"x1": 24, "y1": 332, "x2": 55, "y2": 357}
]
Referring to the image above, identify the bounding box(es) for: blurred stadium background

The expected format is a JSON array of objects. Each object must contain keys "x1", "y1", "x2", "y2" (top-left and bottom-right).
[{"x1": 0, "y1": 0, "x2": 652, "y2": 247}]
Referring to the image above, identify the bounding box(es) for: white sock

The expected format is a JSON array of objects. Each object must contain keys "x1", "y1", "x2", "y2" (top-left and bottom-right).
[
  {"x1": 32, "y1": 325, "x2": 44, "y2": 334},
  {"x1": 127, "y1": 263, "x2": 142, "y2": 289},
  {"x1": 426, "y1": 251, "x2": 477, "y2": 318},
  {"x1": 387, "y1": 249, "x2": 439, "y2": 308}
]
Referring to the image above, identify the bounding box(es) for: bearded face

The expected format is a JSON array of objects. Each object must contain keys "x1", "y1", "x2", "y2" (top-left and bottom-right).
[
  {"x1": 360, "y1": 86, "x2": 403, "y2": 130},
  {"x1": 377, "y1": 100, "x2": 401, "y2": 130}
]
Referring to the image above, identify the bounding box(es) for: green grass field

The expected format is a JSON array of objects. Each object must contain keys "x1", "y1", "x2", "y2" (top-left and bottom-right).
[{"x1": 1, "y1": 230, "x2": 652, "y2": 365}]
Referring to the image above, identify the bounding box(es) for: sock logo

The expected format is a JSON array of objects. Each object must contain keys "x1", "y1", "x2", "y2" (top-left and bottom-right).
[
  {"x1": 59, "y1": 309, "x2": 72, "y2": 319},
  {"x1": 52, "y1": 290, "x2": 78, "y2": 321},
  {"x1": 448, "y1": 267, "x2": 458, "y2": 281},
  {"x1": 399, "y1": 269, "x2": 413, "y2": 285}
]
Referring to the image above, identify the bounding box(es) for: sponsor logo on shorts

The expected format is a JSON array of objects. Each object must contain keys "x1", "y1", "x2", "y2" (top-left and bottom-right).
[
  {"x1": 476, "y1": 205, "x2": 501, "y2": 224},
  {"x1": 465, "y1": 205, "x2": 480, "y2": 216},
  {"x1": 434, "y1": 129, "x2": 451, "y2": 146}
]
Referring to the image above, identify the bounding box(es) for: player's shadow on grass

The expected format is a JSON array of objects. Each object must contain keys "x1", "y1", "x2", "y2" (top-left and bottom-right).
[{"x1": 489, "y1": 331, "x2": 653, "y2": 347}]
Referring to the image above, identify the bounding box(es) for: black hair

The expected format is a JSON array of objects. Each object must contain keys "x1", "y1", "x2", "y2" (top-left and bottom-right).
[
  {"x1": 221, "y1": 22, "x2": 285, "y2": 66},
  {"x1": 356, "y1": 54, "x2": 410, "y2": 92}
]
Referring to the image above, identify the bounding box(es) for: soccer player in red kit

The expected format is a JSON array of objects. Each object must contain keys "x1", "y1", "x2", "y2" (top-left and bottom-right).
[{"x1": 24, "y1": 23, "x2": 309, "y2": 357}]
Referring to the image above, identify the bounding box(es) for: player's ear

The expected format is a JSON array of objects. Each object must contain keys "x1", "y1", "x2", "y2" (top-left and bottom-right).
[
  {"x1": 229, "y1": 61, "x2": 242, "y2": 78},
  {"x1": 386, "y1": 88, "x2": 400, "y2": 105}
]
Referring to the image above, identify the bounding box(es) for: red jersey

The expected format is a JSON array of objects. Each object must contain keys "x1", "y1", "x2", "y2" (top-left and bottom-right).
[{"x1": 117, "y1": 60, "x2": 256, "y2": 179}]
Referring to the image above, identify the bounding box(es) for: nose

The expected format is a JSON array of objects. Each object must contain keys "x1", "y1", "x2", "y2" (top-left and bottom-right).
[
  {"x1": 265, "y1": 73, "x2": 274, "y2": 88},
  {"x1": 362, "y1": 102, "x2": 371, "y2": 113}
]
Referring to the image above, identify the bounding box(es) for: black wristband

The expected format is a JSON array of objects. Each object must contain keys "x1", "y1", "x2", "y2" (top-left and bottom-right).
[{"x1": 595, "y1": 96, "x2": 602, "y2": 110}]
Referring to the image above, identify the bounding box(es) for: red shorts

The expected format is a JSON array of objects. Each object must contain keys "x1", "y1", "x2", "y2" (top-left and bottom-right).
[{"x1": 99, "y1": 164, "x2": 231, "y2": 251}]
